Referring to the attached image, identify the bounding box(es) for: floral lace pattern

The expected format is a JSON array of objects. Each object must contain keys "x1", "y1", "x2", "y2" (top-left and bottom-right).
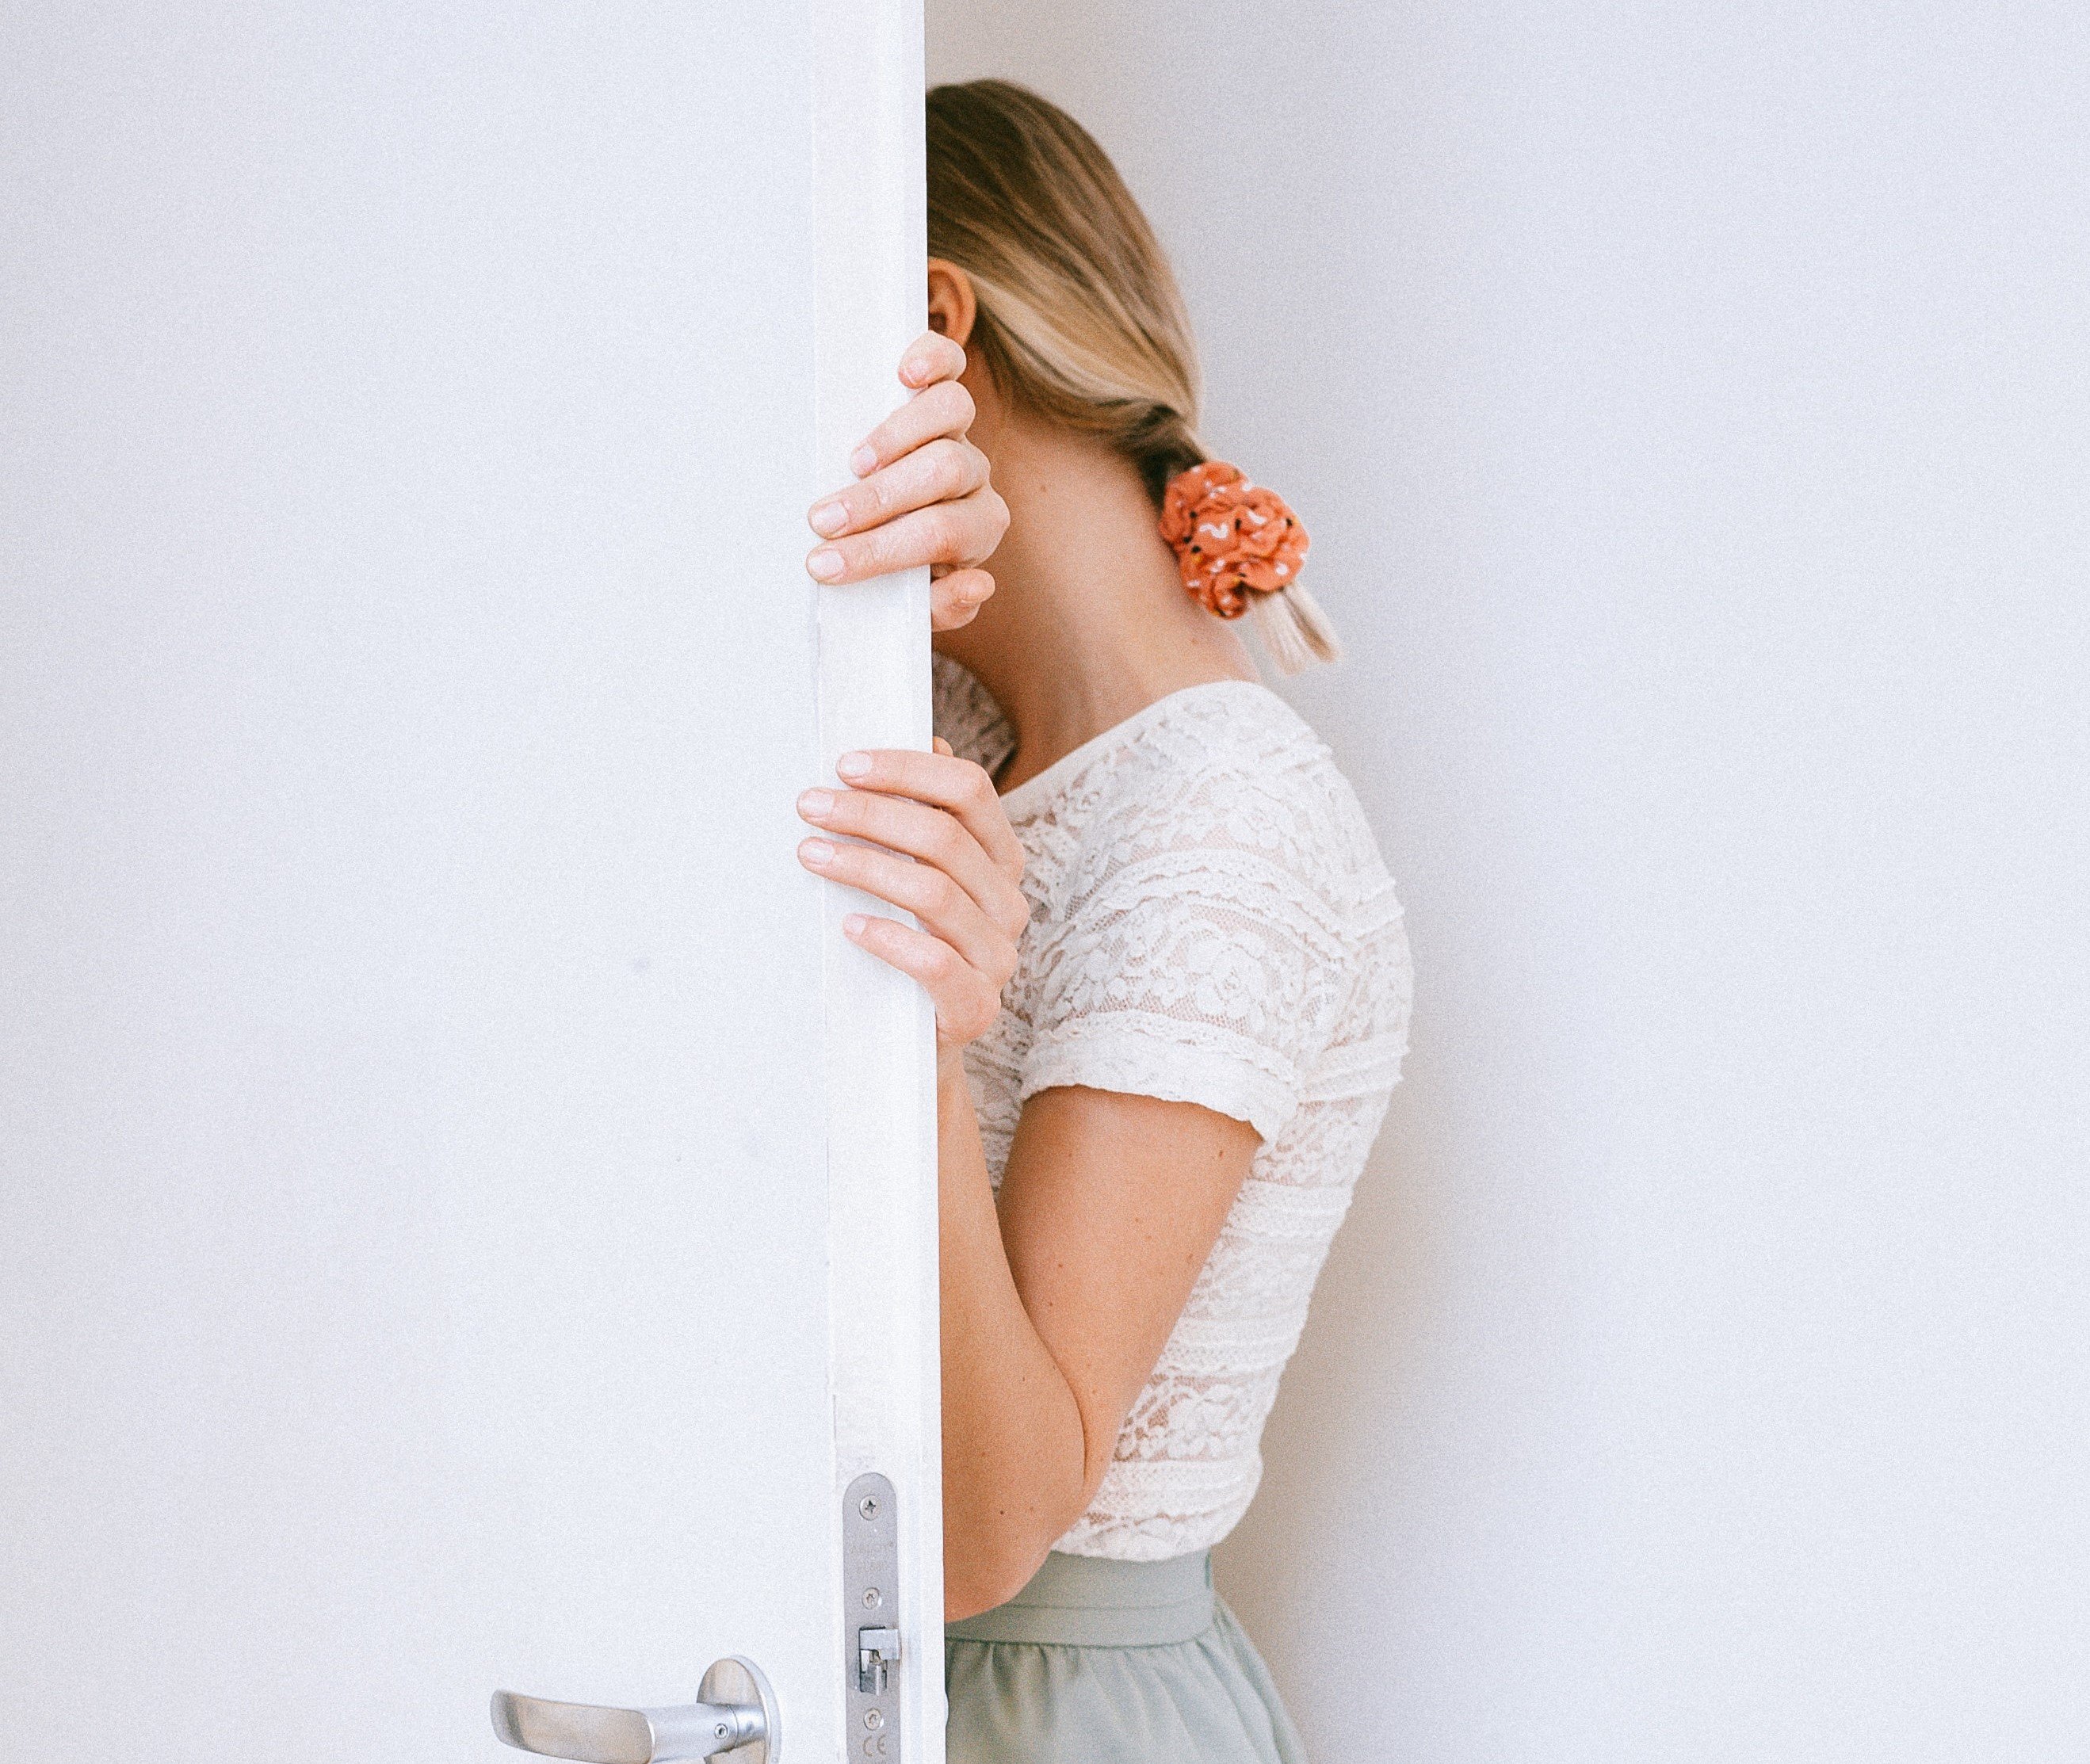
[{"x1": 935, "y1": 656, "x2": 1412, "y2": 1560}]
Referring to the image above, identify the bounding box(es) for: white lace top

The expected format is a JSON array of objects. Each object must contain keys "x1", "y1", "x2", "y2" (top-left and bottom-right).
[{"x1": 934, "y1": 655, "x2": 1412, "y2": 1561}]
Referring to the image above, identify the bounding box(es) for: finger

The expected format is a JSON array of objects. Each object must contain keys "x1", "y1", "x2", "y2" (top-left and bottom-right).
[
  {"x1": 899, "y1": 330, "x2": 968, "y2": 391},
  {"x1": 847, "y1": 380, "x2": 976, "y2": 478},
  {"x1": 930, "y1": 567, "x2": 995, "y2": 632},
  {"x1": 933, "y1": 736, "x2": 954, "y2": 756},
  {"x1": 806, "y1": 489, "x2": 1007, "y2": 586},
  {"x1": 797, "y1": 785, "x2": 1028, "y2": 936},
  {"x1": 841, "y1": 911, "x2": 1004, "y2": 1046},
  {"x1": 808, "y1": 437, "x2": 988, "y2": 540},
  {"x1": 798, "y1": 835, "x2": 1015, "y2": 979},
  {"x1": 831, "y1": 748, "x2": 1025, "y2": 880}
]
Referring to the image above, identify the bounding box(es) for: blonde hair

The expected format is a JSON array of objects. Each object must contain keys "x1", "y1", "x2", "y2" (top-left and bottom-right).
[{"x1": 926, "y1": 79, "x2": 1339, "y2": 673}]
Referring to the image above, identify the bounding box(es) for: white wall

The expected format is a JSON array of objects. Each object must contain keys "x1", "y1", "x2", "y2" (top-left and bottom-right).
[{"x1": 930, "y1": 5, "x2": 2090, "y2": 1758}]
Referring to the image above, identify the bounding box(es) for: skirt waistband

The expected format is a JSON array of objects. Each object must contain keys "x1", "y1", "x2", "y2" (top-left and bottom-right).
[{"x1": 944, "y1": 1549, "x2": 1215, "y2": 1647}]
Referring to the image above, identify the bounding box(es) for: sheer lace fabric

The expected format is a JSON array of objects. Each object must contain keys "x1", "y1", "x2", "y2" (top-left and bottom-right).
[{"x1": 934, "y1": 657, "x2": 1412, "y2": 1561}]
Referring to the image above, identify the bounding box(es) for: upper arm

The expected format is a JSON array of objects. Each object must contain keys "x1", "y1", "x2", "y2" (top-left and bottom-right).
[
  {"x1": 994, "y1": 1085, "x2": 1259, "y2": 1498},
  {"x1": 994, "y1": 750, "x2": 1341, "y2": 1499}
]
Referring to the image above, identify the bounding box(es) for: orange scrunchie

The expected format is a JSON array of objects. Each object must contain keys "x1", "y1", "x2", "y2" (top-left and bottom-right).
[{"x1": 1159, "y1": 461, "x2": 1310, "y2": 620}]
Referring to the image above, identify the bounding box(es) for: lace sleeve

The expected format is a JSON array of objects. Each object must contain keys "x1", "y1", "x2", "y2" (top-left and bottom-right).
[
  {"x1": 1016, "y1": 756, "x2": 1351, "y2": 1144},
  {"x1": 931, "y1": 653, "x2": 1015, "y2": 780}
]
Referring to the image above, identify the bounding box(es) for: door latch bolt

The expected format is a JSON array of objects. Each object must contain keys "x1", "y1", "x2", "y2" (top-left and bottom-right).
[{"x1": 856, "y1": 1627, "x2": 900, "y2": 1695}]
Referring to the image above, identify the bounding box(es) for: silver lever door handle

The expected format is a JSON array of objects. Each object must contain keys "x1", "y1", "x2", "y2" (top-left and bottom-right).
[{"x1": 491, "y1": 1655, "x2": 778, "y2": 1764}]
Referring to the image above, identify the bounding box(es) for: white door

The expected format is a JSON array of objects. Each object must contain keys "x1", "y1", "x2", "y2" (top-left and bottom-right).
[{"x1": 0, "y1": 5, "x2": 941, "y2": 1762}]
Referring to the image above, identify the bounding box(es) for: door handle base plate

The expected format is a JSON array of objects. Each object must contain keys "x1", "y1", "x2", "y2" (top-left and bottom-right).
[{"x1": 697, "y1": 1655, "x2": 778, "y2": 1764}]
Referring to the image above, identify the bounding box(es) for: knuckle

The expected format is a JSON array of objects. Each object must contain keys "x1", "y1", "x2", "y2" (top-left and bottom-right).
[
  {"x1": 861, "y1": 525, "x2": 902, "y2": 571},
  {"x1": 901, "y1": 869, "x2": 937, "y2": 911},
  {"x1": 930, "y1": 811, "x2": 969, "y2": 865},
  {"x1": 877, "y1": 861, "x2": 915, "y2": 907},
  {"x1": 919, "y1": 506, "x2": 959, "y2": 556},
  {"x1": 930, "y1": 594, "x2": 977, "y2": 632},
  {"x1": 928, "y1": 438, "x2": 972, "y2": 494}
]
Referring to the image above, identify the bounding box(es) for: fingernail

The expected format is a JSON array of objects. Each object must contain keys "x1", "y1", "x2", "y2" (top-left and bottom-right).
[
  {"x1": 842, "y1": 912, "x2": 869, "y2": 936},
  {"x1": 808, "y1": 500, "x2": 846, "y2": 536},
  {"x1": 799, "y1": 837, "x2": 836, "y2": 865},
  {"x1": 797, "y1": 788, "x2": 835, "y2": 818},
  {"x1": 850, "y1": 445, "x2": 877, "y2": 476},
  {"x1": 835, "y1": 750, "x2": 871, "y2": 779},
  {"x1": 808, "y1": 548, "x2": 843, "y2": 581}
]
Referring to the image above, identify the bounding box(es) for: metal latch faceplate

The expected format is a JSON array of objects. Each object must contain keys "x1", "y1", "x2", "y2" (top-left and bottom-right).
[{"x1": 843, "y1": 1473, "x2": 901, "y2": 1759}]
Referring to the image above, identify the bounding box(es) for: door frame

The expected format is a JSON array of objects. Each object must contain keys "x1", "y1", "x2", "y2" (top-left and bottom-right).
[{"x1": 812, "y1": 2, "x2": 944, "y2": 1757}]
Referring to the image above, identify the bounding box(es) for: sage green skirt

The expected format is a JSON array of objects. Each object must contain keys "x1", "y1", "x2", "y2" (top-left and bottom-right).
[{"x1": 944, "y1": 1550, "x2": 1306, "y2": 1763}]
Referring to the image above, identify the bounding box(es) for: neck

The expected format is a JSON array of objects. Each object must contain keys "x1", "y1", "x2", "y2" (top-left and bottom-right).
[{"x1": 935, "y1": 420, "x2": 1259, "y2": 792}]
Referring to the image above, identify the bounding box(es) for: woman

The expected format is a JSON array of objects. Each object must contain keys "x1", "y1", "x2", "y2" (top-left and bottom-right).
[{"x1": 795, "y1": 79, "x2": 1411, "y2": 1762}]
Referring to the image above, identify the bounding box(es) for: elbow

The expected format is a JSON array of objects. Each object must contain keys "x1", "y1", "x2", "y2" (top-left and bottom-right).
[
  {"x1": 944, "y1": 1479, "x2": 1091, "y2": 1620},
  {"x1": 944, "y1": 1537, "x2": 1054, "y2": 1624},
  {"x1": 942, "y1": 1393, "x2": 1102, "y2": 1620}
]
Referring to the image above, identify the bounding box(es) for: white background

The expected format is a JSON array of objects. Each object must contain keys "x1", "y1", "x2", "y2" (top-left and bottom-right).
[{"x1": 931, "y1": 3, "x2": 2090, "y2": 1758}]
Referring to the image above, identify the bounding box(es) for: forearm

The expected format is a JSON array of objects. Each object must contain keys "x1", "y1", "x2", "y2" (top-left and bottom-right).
[{"x1": 936, "y1": 1053, "x2": 1089, "y2": 1618}]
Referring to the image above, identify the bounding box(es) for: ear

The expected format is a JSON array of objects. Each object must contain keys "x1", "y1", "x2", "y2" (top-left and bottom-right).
[{"x1": 926, "y1": 258, "x2": 978, "y2": 349}]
